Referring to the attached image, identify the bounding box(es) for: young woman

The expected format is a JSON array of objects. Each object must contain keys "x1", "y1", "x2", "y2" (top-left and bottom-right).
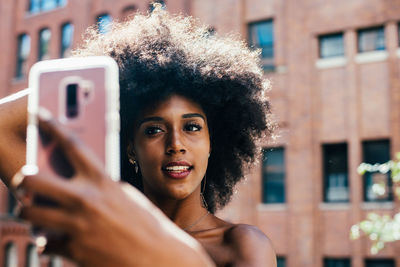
[{"x1": 0, "y1": 6, "x2": 276, "y2": 267}]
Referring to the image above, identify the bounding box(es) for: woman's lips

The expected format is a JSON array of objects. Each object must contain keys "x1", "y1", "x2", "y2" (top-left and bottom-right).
[{"x1": 162, "y1": 161, "x2": 192, "y2": 179}]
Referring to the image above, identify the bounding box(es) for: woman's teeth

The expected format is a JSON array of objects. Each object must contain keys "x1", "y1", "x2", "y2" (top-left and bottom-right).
[{"x1": 165, "y1": 166, "x2": 190, "y2": 172}]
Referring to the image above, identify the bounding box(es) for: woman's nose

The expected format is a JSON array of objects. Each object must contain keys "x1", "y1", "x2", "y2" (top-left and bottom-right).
[{"x1": 166, "y1": 130, "x2": 186, "y2": 155}]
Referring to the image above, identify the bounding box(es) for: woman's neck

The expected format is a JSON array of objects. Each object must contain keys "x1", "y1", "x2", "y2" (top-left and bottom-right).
[{"x1": 143, "y1": 186, "x2": 209, "y2": 230}]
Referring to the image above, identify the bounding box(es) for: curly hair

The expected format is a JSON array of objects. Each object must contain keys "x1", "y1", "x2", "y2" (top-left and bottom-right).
[{"x1": 73, "y1": 5, "x2": 274, "y2": 213}]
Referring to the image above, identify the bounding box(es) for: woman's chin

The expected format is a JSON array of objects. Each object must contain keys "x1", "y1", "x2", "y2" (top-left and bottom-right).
[{"x1": 165, "y1": 184, "x2": 197, "y2": 200}]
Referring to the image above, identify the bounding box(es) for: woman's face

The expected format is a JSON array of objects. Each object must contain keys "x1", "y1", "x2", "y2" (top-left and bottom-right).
[{"x1": 132, "y1": 95, "x2": 211, "y2": 201}]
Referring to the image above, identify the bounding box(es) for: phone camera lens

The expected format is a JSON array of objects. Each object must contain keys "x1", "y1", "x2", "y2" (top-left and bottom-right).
[{"x1": 66, "y1": 84, "x2": 79, "y2": 118}]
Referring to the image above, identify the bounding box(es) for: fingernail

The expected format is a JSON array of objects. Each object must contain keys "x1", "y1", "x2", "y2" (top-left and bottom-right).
[{"x1": 10, "y1": 169, "x2": 25, "y2": 189}]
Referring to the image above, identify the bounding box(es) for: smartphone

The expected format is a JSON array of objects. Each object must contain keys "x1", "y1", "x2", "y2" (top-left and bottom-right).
[
  {"x1": 26, "y1": 56, "x2": 120, "y2": 199},
  {"x1": 26, "y1": 56, "x2": 120, "y2": 243}
]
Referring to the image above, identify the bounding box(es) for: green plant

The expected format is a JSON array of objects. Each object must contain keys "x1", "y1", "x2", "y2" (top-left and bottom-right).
[{"x1": 350, "y1": 153, "x2": 400, "y2": 254}]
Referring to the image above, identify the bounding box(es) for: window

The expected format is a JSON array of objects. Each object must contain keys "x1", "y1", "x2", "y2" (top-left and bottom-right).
[
  {"x1": 26, "y1": 244, "x2": 39, "y2": 267},
  {"x1": 60, "y1": 23, "x2": 74, "y2": 58},
  {"x1": 323, "y1": 143, "x2": 349, "y2": 202},
  {"x1": 398, "y1": 23, "x2": 400, "y2": 47},
  {"x1": 149, "y1": 0, "x2": 166, "y2": 12},
  {"x1": 248, "y1": 20, "x2": 274, "y2": 71},
  {"x1": 4, "y1": 242, "x2": 18, "y2": 267},
  {"x1": 277, "y1": 256, "x2": 286, "y2": 267},
  {"x1": 29, "y1": 0, "x2": 41, "y2": 13},
  {"x1": 28, "y1": 0, "x2": 67, "y2": 14},
  {"x1": 206, "y1": 27, "x2": 216, "y2": 36},
  {"x1": 38, "y1": 28, "x2": 51, "y2": 61},
  {"x1": 365, "y1": 259, "x2": 394, "y2": 267},
  {"x1": 319, "y1": 33, "x2": 344, "y2": 58},
  {"x1": 15, "y1": 34, "x2": 31, "y2": 79},
  {"x1": 358, "y1": 26, "x2": 385, "y2": 53},
  {"x1": 324, "y1": 258, "x2": 351, "y2": 267},
  {"x1": 262, "y1": 147, "x2": 285, "y2": 203},
  {"x1": 96, "y1": 14, "x2": 112, "y2": 34},
  {"x1": 7, "y1": 191, "x2": 17, "y2": 215},
  {"x1": 121, "y1": 5, "x2": 136, "y2": 20},
  {"x1": 363, "y1": 140, "x2": 392, "y2": 202}
]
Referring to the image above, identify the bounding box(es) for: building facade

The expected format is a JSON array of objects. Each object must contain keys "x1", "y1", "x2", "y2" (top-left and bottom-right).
[{"x1": 1, "y1": 0, "x2": 400, "y2": 266}]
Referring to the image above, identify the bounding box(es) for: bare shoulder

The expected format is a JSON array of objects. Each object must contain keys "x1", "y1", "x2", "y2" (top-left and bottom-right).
[{"x1": 225, "y1": 224, "x2": 277, "y2": 267}]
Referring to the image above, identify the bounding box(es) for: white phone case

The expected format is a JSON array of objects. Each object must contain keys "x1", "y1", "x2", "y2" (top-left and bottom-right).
[{"x1": 27, "y1": 56, "x2": 120, "y2": 181}]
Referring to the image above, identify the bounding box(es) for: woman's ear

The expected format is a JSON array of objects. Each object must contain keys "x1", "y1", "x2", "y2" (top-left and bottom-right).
[{"x1": 127, "y1": 142, "x2": 136, "y2": 161}]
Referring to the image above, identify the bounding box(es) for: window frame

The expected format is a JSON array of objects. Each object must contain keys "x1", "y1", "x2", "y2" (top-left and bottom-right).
[
  {"x1": 323, "y1": 257, "x2": 351, "y2": 267},
  {"x1": 357, "y1": 26, "x2": 385, "y2": 53},
  {"x1": 365, "y1": 258, "x2": 395, "y2": 267},
  {"x1": 15, "y1": 33, "x2": 31, "y2": 79},
  {"x1": 261, "y1": 147, "x2": 286, "y2": 204},
  {"x1": 277, "y1": 256, "x2": 286, "y2": 267},
  {"x1": 149, "y1": 0, "x2": 167, "y2": 12},
  {"x1": 96, "y1": 13, "x2": 112, "y2": 35},
  {"x1": 248, "y1": 19, "x2": 275, "y2": 72},
  {"x1": 38, "y1": 28, "x2": 51, "y2": 61},
  {"x1": 322, "y1": 143, "x2": 350, "y2": 203},
  {"x1": 362, "y1": 139, "x2": 392, "y2": 202},
  {"x1": 318, "y1": 32, "x2": 345, "y2": 59},
  {"x1": 28, "y1": 0, "x2": 67, "y2": 14},
  {"x1": 60, "y1": 22, "x2": 74, "y2": 58}
]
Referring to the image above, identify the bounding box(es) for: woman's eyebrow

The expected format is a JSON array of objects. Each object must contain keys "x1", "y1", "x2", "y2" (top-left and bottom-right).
[
  {"x1": 138, "y1": 116, "x2": 163, "y2": 126},
  {"x1": 182, "y1": 113, "x2": 205, "y2": 120}
]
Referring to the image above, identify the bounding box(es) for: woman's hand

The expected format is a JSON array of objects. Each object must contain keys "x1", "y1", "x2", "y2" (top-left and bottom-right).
[
  {"x1": 15, "y1": 112, "x2": 215, "y2": 267},
  {"x1": 0, "y1": 90, "x2": 29, "y2": 187}
]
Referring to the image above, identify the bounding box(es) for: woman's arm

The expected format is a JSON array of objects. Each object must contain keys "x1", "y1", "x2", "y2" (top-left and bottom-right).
[{"x1": 0, "y1": 89, "x2": 29, "y2": 186}]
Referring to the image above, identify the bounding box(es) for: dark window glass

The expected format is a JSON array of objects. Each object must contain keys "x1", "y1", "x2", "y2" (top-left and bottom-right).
[
  {"x1": 319, "y1": 33, "x2": 344, "y2": 58},
  {"x1": 365, "y1": 259, "x2": 394, "y2": 267},
  {"x1": 38, "y1": 28, "x2": 51, "y2": 61},
  {"x1": 207, "y1": 27, "x2": 216, "y2": 36},
  {"x1": 26, "y1": 244, "x2": 39, "y2": 267},
  {"x1": 122, "y1": 5, "x2": 137, "y2": 20},
  {"x1": 358, "y1": 26, "x2": 385, "y2": 52},
  {"x1": 7, "y1": 191, "x2": 17, "y2": 215},
  {"x1": 324, "y1": 258, "x2": 351, "y2": 267},
  {"x1": 97, "y1": 14, "x2": 112, "y2": 35},
  {"x1": 15, "y1": 34, "x2": 31, "y2": 79},
  {"x1": 398, "y1": 23, "x2": 400, "y2": 47},
  {"x1": 149, "y1": 0, "x2": 166, "y2": 12},
  {"x1": 277, "y1": 256, "x2": 286, "y2": 267},
  {"x1": 363, "y1": 140, "x2": 392, "y2": 202},
  {"x1": 248, "y1": 20, "x2": 274, "y2": 71},
  {"x1": 60, "y1": 23, "x2": 74, "y2": 58},
  {"x1": 29, "y1": 0, "x2": 41, "y2": 13},
  {"x1": 323, "y1": 143, "x2": 349, "y2": 202},
  {"x1": 4, "y1": 242, "x2": 18, "y2": 267},
  {"x1": 262, "y1": 147, "x2": 285, "y2": 203}
]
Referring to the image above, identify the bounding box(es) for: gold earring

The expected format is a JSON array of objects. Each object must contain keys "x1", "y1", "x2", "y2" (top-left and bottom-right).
[{"x1": 129, "y1": 158, "x2": 139, "y2": 174}]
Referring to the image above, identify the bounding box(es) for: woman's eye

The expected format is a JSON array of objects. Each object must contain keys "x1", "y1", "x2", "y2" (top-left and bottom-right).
[
  {"x1": 184, "y1": 123, "x2": 202, "y2": 132},
  {"x1": 144, "y1": 126, "x2": 164, "y2": 135}
]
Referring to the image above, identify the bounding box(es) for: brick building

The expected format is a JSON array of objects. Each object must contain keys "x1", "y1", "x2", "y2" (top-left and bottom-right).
[{"x1": 1, "y1": 0, "x2": 400, "y2": 266}]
